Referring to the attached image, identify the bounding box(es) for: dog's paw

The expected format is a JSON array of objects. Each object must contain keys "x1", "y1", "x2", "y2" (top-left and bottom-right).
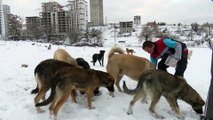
[
  {"x1": 94, "y1": 92, "x2": 102, "y2": 96},
  {"x1": 153, "y1": 114, "x2": 164, "y2": 119},
  {"x1": 140, "y1": 98, "x2": 148, "y2": 104},
  {"x1": 89, "y1": 106, "x2": 96, "y2": 109},
  {"x1": 176, "y1": 114, "x2": 185, "y2": 120},
  {"x1": 109, "y1": 92, "x2": 115, "y2": 97},
  {"x1": 36, "y1": 108, "x2": 45, "y2": 113},
  {"x1": 127, "y1": 108, "x2": 133, "y2": 115}
]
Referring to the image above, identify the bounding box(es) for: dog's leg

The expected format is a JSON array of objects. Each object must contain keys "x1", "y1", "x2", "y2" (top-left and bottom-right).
[
  {"x1": 92, "y1": 58, "x2": 97, "y2": 66},
  {"x1": 140, "y1": 92, "x2": 148, "y2": 104},
  {"x1": 165, "y1": 97, "x2": 180, "y2": 113},
  {"x1": 98, "y1": 59, "x2": 102, "y2": 66},
  {"x1": 101, "y1": 58, "x2": 104, "y2": 66},
  {"x1": 70, "y1": 90, "x2": 78, "y2": 103},
  {"x1": 34, "y1": 88, "x2": 47, "y2": 113},
  {"x1": 127, "y1": 91, "x2": 143, "y2": 115},
  {"x1": 115, "y1": 74, "x2": 123, "y2": 92},
  {"x1": 165, "y1": 97, "x2": 183, "y2": 119},
  {"x1": 86, "y1": 89, "x2": 95, "y2": 109},
  {"x1": 52, "y1": 93, "x2": 70, "y2": 120},
  {"x1": 49, "y1": 97, "x2": 57, "y2": 118},
  {"x1": 93, "y1": 60, "x2": 96, "y2": 66},
  {"x1": 149, "y1": 95, "x2": 164, "y2": 119}
]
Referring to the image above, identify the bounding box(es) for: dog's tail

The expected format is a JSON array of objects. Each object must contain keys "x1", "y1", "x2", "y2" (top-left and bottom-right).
[
  {"x1": 123, "y1": 70, "x2": 152, "y2": 95},
  {"x1": 31, "y1": 85, "x2": 39, "y2": 94},
  {"x1": 108, "y1": 46, "x2": 125, "y2": 59},
  {"x1": 122, "y1": 81, "x2": 138, "y2": 95},
  {"x1": 35, "y1": 82, "x2": 57, "y2": 107}
]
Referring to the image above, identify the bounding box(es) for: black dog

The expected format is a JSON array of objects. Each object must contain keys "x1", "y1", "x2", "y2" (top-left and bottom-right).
[
  {"x1": 76, "y1": 58, "x2": 90, "y2": 69},
  {"x1": 91, "y1": 50, "x2": 105, "y2": 66}
]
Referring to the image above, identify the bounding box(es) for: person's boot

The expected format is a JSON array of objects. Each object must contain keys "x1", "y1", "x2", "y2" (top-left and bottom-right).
[{"x1": 201, "y1": 115, "x2": 213, "y2": 120}]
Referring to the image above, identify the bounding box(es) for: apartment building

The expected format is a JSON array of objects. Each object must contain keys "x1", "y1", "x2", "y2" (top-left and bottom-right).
[
  {"x1": 68, "y1": 0, "x2": 88, "y2": 34},
  {"x1": 41, "y1": 1, "x2": 63, "y2": 13},
  {"x1": 134, "y1": 15, "x2": 141, "y2": 25},
  {"x1": 119, "y1": 21, "x2": 133, "y2": 34},
  {"x1": 40, "y1": 1, "x2": 69, "y2": 40},
  {"x1": 0, "y1": 0, "x2": 2, "y2": 37},
  {"x1": 2, "y1": 4, "x2": 10, "y2": 38},
  {"x1": 90, "y1": 0, "x2": 103, "y2": 26},
  {"x1": 39, "y1": 1, "x2": 88, "y2": 40}
]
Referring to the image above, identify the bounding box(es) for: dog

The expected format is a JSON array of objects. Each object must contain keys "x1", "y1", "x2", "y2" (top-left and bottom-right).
[
  {"x1": 106, "y1": 46, "x2": 155, "y2": 91},
  {"x1": 126, "y1": 48, "x2": 135, "y2": 55},
  {"x1": 76, "y1": 57, "x2": 90, "y2": 69},
  {"x1": 31, "y1": 59, "x2": 77, "y2": 113},
  {"x1": 91, "y1": 50, "x2": 105, "y2": 66},
  {"x1": 35, "y1": 67, "x2": 115, "y2": 119},
  {"x1": 76, "y1": 57, "x2": 101, "y2": 95},
  {"x1": 53, "y1": 48, "x2": 78, "y2": 66},
  {"x1": 123, "y1": 69, "x2": 205, "y2": 119},
  {"x1": 188, "y1": 49, "x2": 193, "y2": 60}
]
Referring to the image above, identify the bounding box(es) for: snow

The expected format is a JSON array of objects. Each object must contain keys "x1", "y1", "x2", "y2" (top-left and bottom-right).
[{"x1": 0, "y1": 31, "x2": 212, "y2": 120}]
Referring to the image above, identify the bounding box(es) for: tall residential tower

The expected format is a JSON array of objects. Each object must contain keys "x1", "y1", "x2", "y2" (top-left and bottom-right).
[
  {"x1": 0, "y1": 0, "x2": 3, "y2": 37},
  {"x1": 90, "y1": 0, "x2": 103, "y2": 26}
]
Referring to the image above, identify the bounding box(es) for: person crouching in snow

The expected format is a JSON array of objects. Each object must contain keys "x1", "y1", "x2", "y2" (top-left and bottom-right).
[{"x1": 142, "y1": 37, "x2": 188, "y2": 77}]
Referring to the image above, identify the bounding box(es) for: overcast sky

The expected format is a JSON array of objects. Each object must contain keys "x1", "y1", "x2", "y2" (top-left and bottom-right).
[{"x1": 3, "y1": 0, "x2": 213, "y2": 24}]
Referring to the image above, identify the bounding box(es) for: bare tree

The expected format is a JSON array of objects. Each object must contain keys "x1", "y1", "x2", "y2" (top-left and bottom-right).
[
  {"x1": 26, "y1": 23, "x2": 43, "y2": 40},
  {"x1": 138, "y1": 26, "x2": 152, "y2": 42},
  {"x1": 191, "y1": 23, "x2": 199, "y2": 33},
  {"x1": 89, "y1": 28, "x2": 103, "y2": 43},
  {"x1": 67, "y1": 28, "x2": 81, "y2": 44},
  {"x1": 7, "y1": 14, "x2": 23, "y2": 40}
]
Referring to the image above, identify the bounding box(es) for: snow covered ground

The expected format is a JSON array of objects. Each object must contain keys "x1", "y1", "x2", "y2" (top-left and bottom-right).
[{"x1": 0, "y1": 36, "x2": 211, "y2": 120}]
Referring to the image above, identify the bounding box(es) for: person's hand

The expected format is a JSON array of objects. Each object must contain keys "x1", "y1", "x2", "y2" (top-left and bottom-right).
[{"x1": 165, "y1": 56, "x2": 178, "y2": 67}]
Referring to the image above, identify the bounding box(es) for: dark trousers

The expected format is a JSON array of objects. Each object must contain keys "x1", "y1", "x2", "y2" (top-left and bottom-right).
[{"x1": 158, "y1": 53, "x2": 188, "y2": 77}]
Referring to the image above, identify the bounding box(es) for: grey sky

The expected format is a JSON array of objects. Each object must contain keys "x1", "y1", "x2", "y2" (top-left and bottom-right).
[{"x1": 3, "y1": 0, "x2": 213, "y2": 24}]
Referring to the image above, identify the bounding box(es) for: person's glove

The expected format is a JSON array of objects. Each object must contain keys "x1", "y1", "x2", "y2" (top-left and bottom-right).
[{"x1": 165, "y1": 56, "x2": 178, "y2": 67}]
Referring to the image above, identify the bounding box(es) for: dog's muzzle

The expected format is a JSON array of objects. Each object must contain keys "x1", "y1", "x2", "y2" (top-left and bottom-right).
[{"x1": 193, "y1": 107, "x2": 203, "y2": 114}]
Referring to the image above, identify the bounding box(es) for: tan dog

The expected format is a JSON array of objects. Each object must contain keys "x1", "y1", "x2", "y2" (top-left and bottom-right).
[
  {"x1": 53, "y1": 48, "x2": 78, "y2": 66},
  {"x1": 106, "y1": 46, "x2": 154, "y2": 91},
  {"x1": 126, "y1": 48, "x2": 135, "y2": 55},
  {"x1": 188, "y1": 49, "x2": 193, "y2": 60},
  {"x1": 123, "y1": 69, "x2": 205, "y2": 119},
  {"x1": 31, "y1": 59, "x2": 76, "y2": 113},
  {"x1": 35, "y1": 67, "x2": 115, "y2": 119}
]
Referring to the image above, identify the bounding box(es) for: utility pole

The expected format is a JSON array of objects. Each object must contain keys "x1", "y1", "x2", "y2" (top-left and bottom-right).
[{"x1": 113, "y1": 23, "x2": 117, "y2": 45}]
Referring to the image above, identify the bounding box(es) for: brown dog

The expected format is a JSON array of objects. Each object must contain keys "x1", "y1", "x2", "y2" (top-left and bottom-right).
[
  {"x1": 126, "y1": 48, "x2": 135, "y2": 55},
  {"x1": 35, "y1": 67, "x2": 115, "y2": 119},
  {"x1": 123, "y1": 69, "x2": 205, "y2": 119},
  {"x1": 106, "y1": 46, "x2": 154, "y2": 91},
  {"x1": 31, "y1": 59, "x2": 76, "y2": 113},
  {"x1": 53, "y1": 48, "x2": 78, "y2": 66}
]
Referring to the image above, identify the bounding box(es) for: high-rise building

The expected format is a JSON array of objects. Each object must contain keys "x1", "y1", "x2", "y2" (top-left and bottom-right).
[
  {"x1": 68, "y1": 0, "x2": 88, "y2": 33},
  {"x1": 3, "y1": 4, "x2": 10, "y2": 38},
  {"x1": 40, "y1": 1, "x2": 88, "y2": 41},
  {"x1": 40, "y1": 1, "x2": 70, "y2": 39},
  {"x1": 0, "y1": 0, "x2": 3, "y2": 37},
  {"x1": 90, "y1": 0, "x2": 103, "y2": 26},
  {"x1": 134, "y1": 16, "x2": 141, "y2": 25},
  {"x1": 41, "y1": 1, "x2": 63, "y2": 13}
]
